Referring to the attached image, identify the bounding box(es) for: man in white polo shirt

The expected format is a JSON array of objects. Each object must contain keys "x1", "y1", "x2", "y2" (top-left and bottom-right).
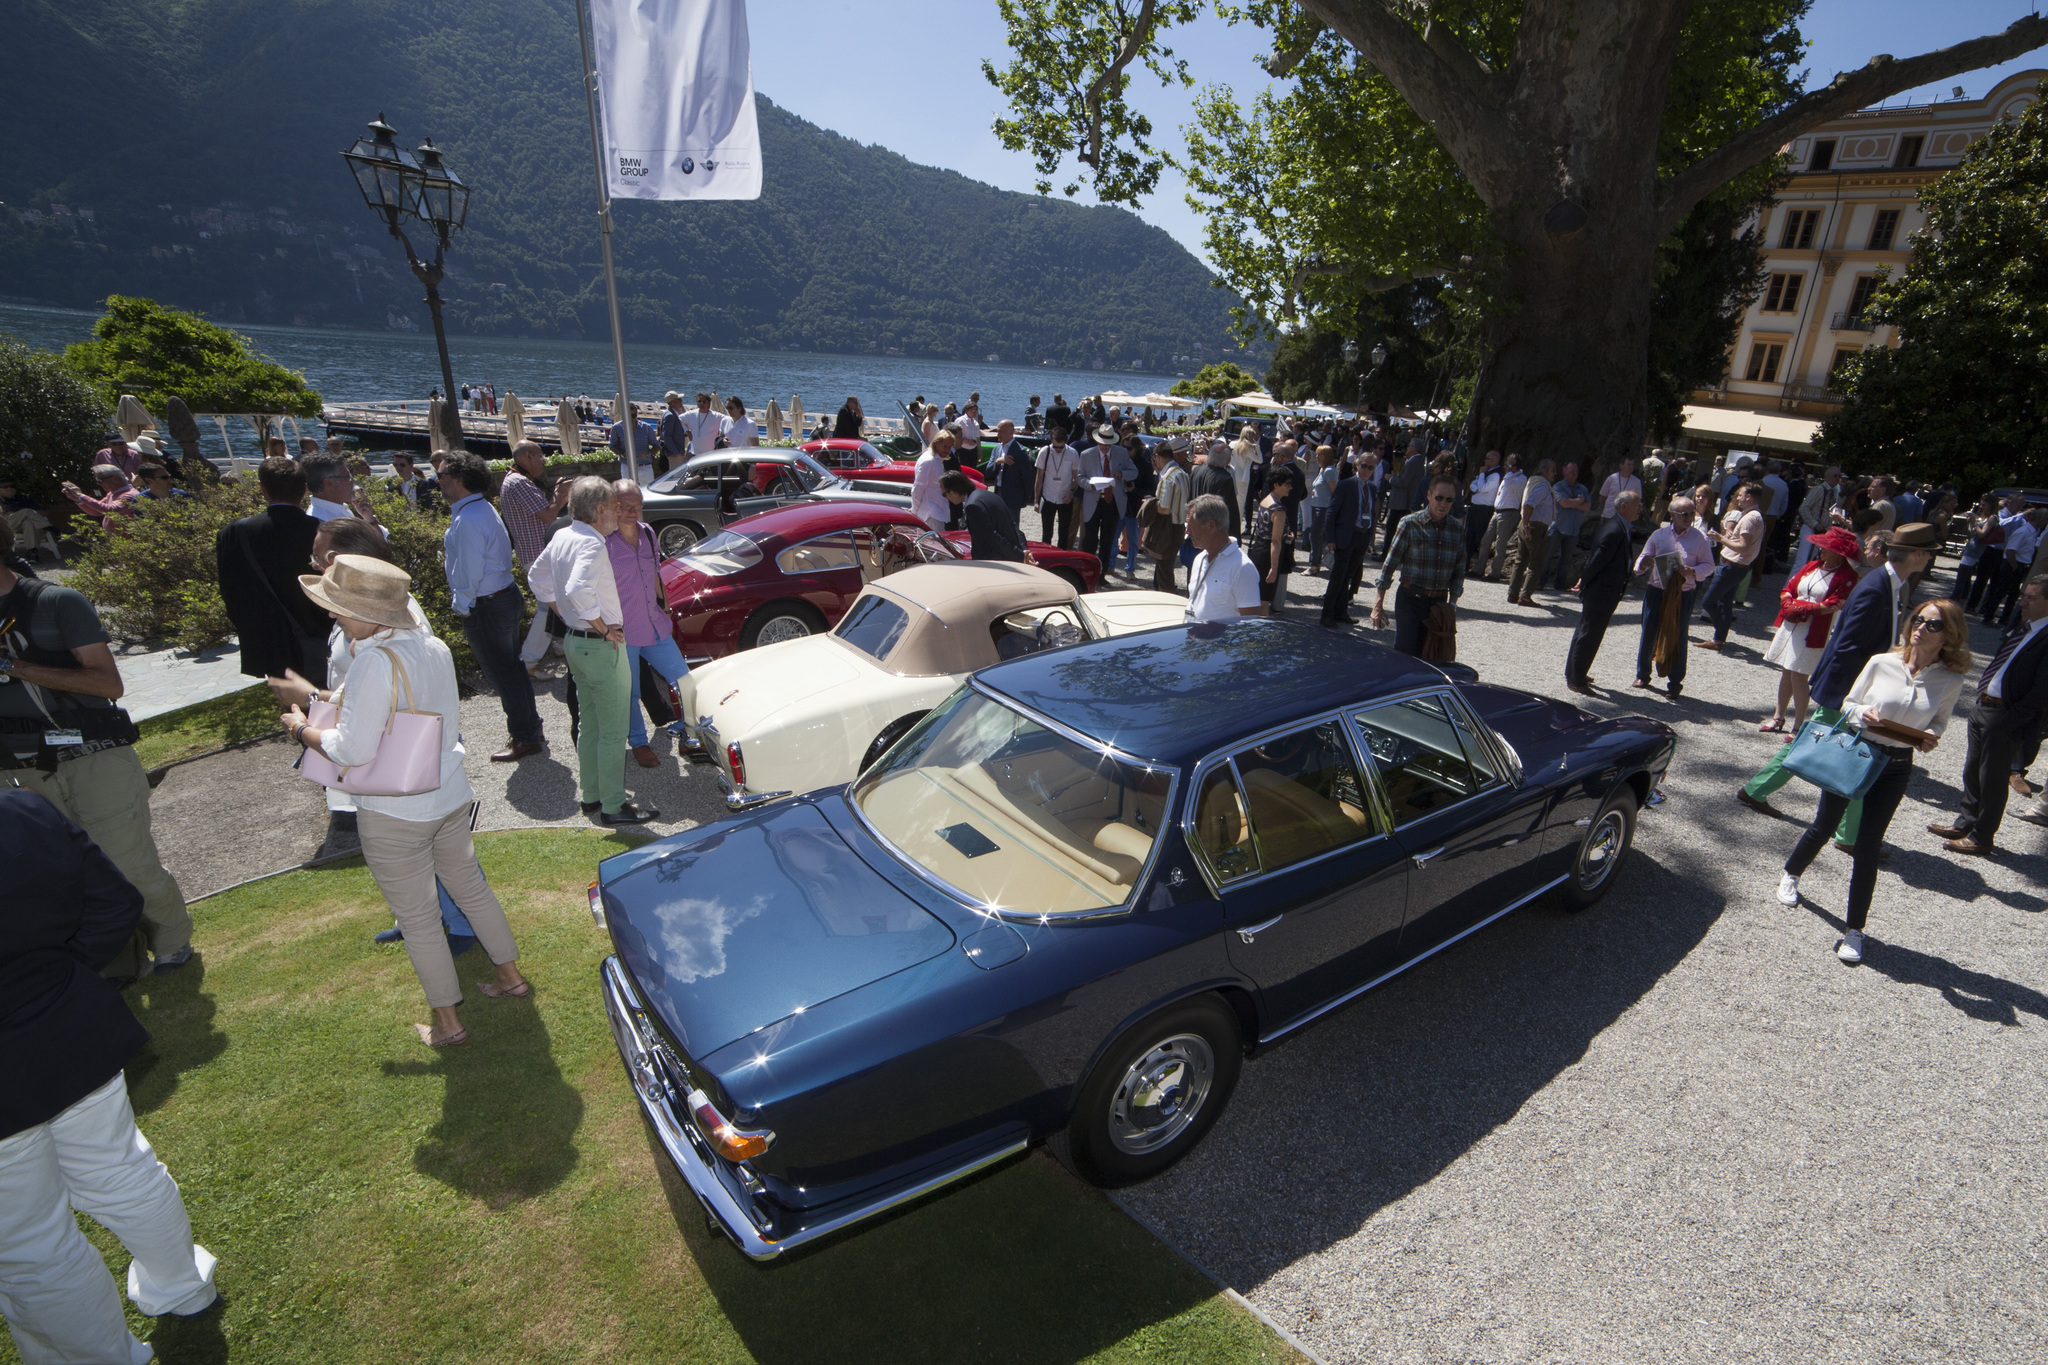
[{"x1": 1183, "y1": 493, "x2": 1263, "y2": 622}]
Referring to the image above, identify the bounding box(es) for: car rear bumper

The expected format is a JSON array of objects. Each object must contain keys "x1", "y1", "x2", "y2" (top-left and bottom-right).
[{"x1": 599, "y1": 955, "x2": 1026, "y2": 1260}]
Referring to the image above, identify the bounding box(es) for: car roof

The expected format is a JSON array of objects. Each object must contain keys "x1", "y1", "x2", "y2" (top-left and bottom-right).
[
  {"x1": 975, "y1": 619, "x2": 1452, "y2": 765},
  {"x1": 684, "y1": 449, "x2": 802, "y2": 469},
  {"x1": 858, "y1": 563, "x2": 1077, "y2": 675},
  {"x1": 718, "y1": 498, "x2": 915, "y2": 543}
]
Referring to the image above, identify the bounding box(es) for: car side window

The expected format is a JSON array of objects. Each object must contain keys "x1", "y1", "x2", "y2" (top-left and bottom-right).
[
  {"x1": 1231, "y1": 721, "x2": 1381, "y2": 869},
  {"x1": 1442, "y1": 694, "x2": 1505, "y2": 788},
  {"x1": 1352, "y1": 696, "x2": 1482, "y2": 828},
  {"x1": 1190, "y1": 765, "x2": 1260, "y2": 883},
  {"x1": 776, "y1": 532, "x2": 864, "y2": 575}
]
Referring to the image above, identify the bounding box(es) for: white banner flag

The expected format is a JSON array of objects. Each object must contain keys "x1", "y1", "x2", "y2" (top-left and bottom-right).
[{"x1": 589, "y1": 0, "x2": 762, "y2": 201}]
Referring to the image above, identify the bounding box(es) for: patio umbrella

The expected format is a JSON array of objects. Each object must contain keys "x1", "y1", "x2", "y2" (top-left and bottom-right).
[
  {"x1": 765, "y1": 397, "x2": 783, "y2": 443},
  {"x1": 556, "y1": 398, "x2": 581, "y2": 457},
  {"x1": 503, "y1": 391, "x2": 526, "y2": 447},
  {"x1": 425, "y1": 400, "x2": 446, "y2": 454},
  {"x1": 789, "y1": 394, "x2": 806, "y2": 438},
  {"x1": 116, "y1": 394, "x2": 156, "y2": 441}
]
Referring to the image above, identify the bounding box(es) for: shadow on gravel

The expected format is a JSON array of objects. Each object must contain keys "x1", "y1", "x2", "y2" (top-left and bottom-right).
[
  {"x1": 502, "y1": 752, "x2": 584, "y2": 819},
  {"x1": 1121, "y1": 845, "x2": 1723, "y2": 1285},
  {"x1": 1886, "y1": 846, "x2": 2046, "y2": 913},
  {"x1": 1861, "y1": 940, "x2": 2048, "y2": 1026}
]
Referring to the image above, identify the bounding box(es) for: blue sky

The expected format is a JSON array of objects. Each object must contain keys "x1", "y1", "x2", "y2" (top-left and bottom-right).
[{"x1": 746, "y1": 0, "x2": 2045, "y2": 262}]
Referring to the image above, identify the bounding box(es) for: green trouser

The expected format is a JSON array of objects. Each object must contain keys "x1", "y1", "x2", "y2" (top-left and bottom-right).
[
  {"x1": 11, "y1": 744, "x2": 193, "y2": 962},
  {"x1": 565, "y1": 634, "x2": 630, "y2": 814},
  {"x1": 1744, "y1": 703, "x2": 1862, "y2": 842}
]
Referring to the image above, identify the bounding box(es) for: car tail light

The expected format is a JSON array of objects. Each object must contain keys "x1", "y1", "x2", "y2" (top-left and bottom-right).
[
  {"x1": 686, "y1": 1088, "x2": 774, "y2": 1161},
  {"x1": 726, "y1": 741, "x2": 746, "y2": 787},
  {"x1": 587, "y1": 880, "x2": 606, "y2": 929}
]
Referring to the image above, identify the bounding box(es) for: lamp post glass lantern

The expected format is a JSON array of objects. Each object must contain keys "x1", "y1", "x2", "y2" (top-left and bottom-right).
[{"x1": 341, "y1": 113, "x2": 468, "y2": 451}]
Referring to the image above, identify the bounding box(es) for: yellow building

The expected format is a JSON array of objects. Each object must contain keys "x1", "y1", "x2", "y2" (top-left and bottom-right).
[{"x1": 1694, "y1": 70, "x2": 2041, "y2": 425}]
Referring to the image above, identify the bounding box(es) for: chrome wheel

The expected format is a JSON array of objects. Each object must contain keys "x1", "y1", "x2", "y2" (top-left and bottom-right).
[
  {"x1": 1108, "y1": 1033, "x2": 1215, "y2": 1155},
  {"x1": 754, "y1": 614, "x2": 813, "y2": 645},
  {"x1": 1577, "y1": 809, "x2": 1627, "y2": 892},
  {"x1": 656, "y1": 522, "x2": 700, "y2": 557}
]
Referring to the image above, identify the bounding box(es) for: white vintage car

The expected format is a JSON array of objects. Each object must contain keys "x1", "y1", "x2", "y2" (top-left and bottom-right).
[{"x1": 678, "y1": 561, "x2": 1187, "y2": 809}]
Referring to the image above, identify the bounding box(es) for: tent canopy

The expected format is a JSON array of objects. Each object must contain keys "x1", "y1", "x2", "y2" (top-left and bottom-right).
[
  {"x1": 1223, "y1": 391, "x2": 1290, "y2": 413},
  {"x1": 1138, "y1": 391, "x2": 1201, "y2": 409},
  {"x1": 1680, "y1": 404, "x2": 1820, "y2": 454}
]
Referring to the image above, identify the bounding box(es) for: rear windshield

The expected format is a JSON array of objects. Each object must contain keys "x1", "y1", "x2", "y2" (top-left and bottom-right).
[
  {"x1": 677, "y1": 530, "x2": 762, "y2": 576},
  {"x1": 835, "y1": 594, "x2": 913, "y2": 660}
]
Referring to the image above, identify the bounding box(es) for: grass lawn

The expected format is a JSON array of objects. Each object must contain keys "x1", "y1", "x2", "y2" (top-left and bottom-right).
[
  {"x1": 3, "y1": 830, "x2": 1305, "y2": 1365},
  {"x1": 134, "y1": 685, "x2": 281, "y2": 770}
]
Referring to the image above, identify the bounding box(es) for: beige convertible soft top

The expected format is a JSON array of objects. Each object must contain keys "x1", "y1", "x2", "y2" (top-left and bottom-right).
[{"x1": 846, "y1": 561, "x2": 1079, "y2": 677}]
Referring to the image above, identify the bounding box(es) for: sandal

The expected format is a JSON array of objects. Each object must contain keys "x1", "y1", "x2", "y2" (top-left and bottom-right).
[
  {"x1": 1759, "y1": 718, "x2": 1786, "y2": 733},
  {"x1": 415, "y1": 1023, "x2": 468, "y2": 1048},
  {"x1": 477, "y1": 979, "x2": 531, "y2": 999}
]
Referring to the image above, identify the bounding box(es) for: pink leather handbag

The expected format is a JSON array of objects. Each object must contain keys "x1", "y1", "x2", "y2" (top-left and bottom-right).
[{"x1": 299, "y1": 647, "x2": 444, "y2": 796}]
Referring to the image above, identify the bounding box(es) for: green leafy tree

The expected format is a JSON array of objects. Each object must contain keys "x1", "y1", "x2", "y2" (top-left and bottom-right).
[
  {"x1": 63, "y1": 296, "x2": 321, "y2": 417},
  {"x1": 986, "y1": 1, "x2": 2048, "y2": 469},
  {"x1": 70, "y1": 477, "x2": 266, "y2": 648},
  {"x1": 1170, "y1": 361, "x2": 1261, "y2": 400},
  {"x1": 1820, "y1": 98, "x2": 2048, "y2": 492},
  {"x1": 0, "y1": 337, "x2": 109, "y2": 502}
]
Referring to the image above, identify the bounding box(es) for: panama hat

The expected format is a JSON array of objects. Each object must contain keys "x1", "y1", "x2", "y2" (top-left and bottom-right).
[
  {"x1": 1889, "y1": 522, "x2": 1941, "y2": 550},
  {"x1": 299, "y1": 555, "x2": 419, "y2": 630}
]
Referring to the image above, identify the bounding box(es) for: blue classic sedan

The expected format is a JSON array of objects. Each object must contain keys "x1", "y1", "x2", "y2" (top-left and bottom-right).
[{"x1": 595, "y1": 621, "x2": 1676, "y2": 1259}]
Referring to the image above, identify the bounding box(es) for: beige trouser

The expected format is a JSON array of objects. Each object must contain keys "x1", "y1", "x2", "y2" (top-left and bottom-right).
[
  {"x1": 4, "y1": 507, "x2": 55, "y2": 553},
  {"x1": 8, "y1": 746, "x2": 190, "y2": 960},
  {"x1": 357, "y1": 806, "x2": 519, "y2": 1008}
]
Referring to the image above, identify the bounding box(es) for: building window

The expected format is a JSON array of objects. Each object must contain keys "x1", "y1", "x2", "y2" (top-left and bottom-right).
[
  {"x1": 1829, "y1": 347, "x2": 1862, "y2": 383},
  {"x1": 1894, "y1": 135, "x2": 1923, "y2": 168},
  {"x1": 1847, "y1": 274, "x2": 1881, "y2": 318},
  {"x1": 1745, "y1": 342, "x2": 1785, "y2": 384},
  {"x1": 1811, "y1": 139, "x2": 1837, "y2": 172},
  {"x1": 1779, "y1": 209, "x2": 1821, "y2": 250},
  {"x1": 1762, "y1": 272, "x2": 1804, "y2": 313},
  {"x1": 1868, "y1": 209, "x2": 1900, "y2": 251}
]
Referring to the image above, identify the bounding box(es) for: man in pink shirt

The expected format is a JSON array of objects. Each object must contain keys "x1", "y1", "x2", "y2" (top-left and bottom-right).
[
  {"x1": 1631, "y1": 495, "x2": 1716, "y2": 697},
  {"x1": 60, "y1": 466, "x2": 140, "y2": 528}
]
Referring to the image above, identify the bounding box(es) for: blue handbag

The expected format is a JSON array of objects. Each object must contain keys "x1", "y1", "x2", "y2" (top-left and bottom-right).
[{"x1": 1781, "y1": 715, "x2": 1890, "y2": 800}]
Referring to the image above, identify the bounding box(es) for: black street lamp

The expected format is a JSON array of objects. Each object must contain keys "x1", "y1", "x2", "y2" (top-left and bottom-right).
[
  {"x1": 1344, "y1": 339, "x2": 1391, "y2": 407},
  {"x1": 342, "y1": 114, "x2": 470, "y2": 451}
]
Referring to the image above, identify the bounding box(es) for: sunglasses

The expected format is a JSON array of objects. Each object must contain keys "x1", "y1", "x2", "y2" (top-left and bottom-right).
[{"x1": 1911, "y1": 616, "x2": 1946, "y2": 633}]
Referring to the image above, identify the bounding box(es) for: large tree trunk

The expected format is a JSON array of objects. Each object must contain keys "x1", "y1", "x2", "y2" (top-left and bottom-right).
[{"x1": 1464, "y1": 202, "x2": 1663, "y2": 479}]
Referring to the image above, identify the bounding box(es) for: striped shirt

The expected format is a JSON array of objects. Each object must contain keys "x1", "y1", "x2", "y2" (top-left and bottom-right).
[
  {"x1": 497, "y1": 470, "x2": 552, "y2": 566},
  {"x1": 1377, "y1": 510, "x2": 1467, "y2": 597},
  {"x1": 1154, "y1": 462, "x2": 1189, "y2": 523}
]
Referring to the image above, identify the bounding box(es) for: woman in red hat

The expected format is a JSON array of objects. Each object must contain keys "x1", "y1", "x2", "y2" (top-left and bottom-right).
[{"x1": 1759, "y1": 525, "x2": 1862, "y2": 732}]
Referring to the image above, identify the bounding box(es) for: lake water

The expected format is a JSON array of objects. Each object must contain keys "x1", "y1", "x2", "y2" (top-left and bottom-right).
[{"x1": 1, "y1": 302, "x2": 1190, "y2": 461}]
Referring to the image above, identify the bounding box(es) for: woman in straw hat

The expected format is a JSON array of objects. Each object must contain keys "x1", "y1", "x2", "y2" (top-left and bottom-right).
[{"x1": 274, "y1": 554, "x2": 528, "y2": 1047}]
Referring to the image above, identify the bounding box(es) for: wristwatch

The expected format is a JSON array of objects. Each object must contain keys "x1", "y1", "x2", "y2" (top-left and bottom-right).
[{"x1": 0, "y1": 657, "x2": 14, "y2": 675}]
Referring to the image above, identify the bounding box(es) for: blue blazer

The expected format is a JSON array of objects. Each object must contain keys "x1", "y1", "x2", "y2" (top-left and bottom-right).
[
  {"x1": 1328, "y1": 475, "x2": 1366, "y2": 550},
  {"x1": 1808, "y1": 566, "x2": 1902, "y2": 711}
]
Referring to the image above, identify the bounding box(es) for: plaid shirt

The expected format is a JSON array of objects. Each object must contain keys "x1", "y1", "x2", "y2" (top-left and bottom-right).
[
  {"x1": 497, "y1": 470, "x2": 551, "y2": 567},
  {"x1": 1377, "y1": 509, "x2": 1467, "y2": 596}
]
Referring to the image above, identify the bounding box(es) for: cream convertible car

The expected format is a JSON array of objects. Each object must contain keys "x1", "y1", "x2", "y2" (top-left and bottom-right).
[{"x1": 677, "y1": 562, "x2": 1187, "y2": 809}]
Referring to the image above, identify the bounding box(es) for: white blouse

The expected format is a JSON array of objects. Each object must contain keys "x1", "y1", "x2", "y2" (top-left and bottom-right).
[
  {"x1": 532, "y1": 519, "x2": 621, "y2": 628},
  {"x1": 316, "y1": 625, "x2": 475, "y2": 822},
  {"x1": 1844, "y1": 653, "x2": 1966, "y2": 743}
]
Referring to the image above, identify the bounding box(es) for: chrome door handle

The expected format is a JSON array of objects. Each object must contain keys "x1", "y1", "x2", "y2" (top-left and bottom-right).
[
  {"x1": 1411, "y1": 846, "x2": 1446, "y2": 868},
  {"x1": 1236, "y1": 915, "x2": 1284, "y2": 944}
]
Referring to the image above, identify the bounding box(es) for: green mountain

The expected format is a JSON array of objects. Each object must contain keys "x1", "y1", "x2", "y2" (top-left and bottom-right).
[{"x1": 0, "y1": 0, "x2": 1257, "y2": 372}]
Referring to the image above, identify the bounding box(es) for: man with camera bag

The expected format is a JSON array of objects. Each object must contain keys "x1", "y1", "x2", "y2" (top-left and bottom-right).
[{"x1": 0, "y1": 518, "x2": 191, "y2": 976}]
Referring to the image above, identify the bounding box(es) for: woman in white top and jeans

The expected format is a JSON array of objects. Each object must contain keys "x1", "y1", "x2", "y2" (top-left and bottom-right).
[
  {"x1": 276, "y1": 555, "x2": 527, "y2": 1046},
  {"x1": 1777, "y1": 596, "x2": 1970, "y2": 964}
]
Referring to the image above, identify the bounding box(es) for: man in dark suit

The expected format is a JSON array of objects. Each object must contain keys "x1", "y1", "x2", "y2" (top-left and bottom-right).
[
  {"x1": 943, "y1": 472, "x2": 1029, "y2": 563},
  {"x1": 1381, "y1": 440, "x2": 1425, "y2": 556},
  {"x1": 1319, "y1": 464, "x2": 1367, "y2": 626},
  {"x1": 1738, "y1": 523, "x2": 1941, "y2": 837},
  {"x1": 215, "y1": 456, "x2": 329, "y2": 688},
  {"x1": 0, "y1": 792, "x2": 220, "y2": 1358},
  {"x1": 1565, "y1": 492, "x2": 1641, "y2": 692},
  {"x1": 1931, "y1": 575, "x2": 2048, "y2": 854}
]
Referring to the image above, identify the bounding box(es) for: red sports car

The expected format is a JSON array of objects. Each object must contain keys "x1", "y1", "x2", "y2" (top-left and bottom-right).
[
  {"x1": 661, "y1": 499, "x2": 1100, "y2": 659},
  {"x1": 798, "y1": 438, "x2": 985, "y2": 487}
]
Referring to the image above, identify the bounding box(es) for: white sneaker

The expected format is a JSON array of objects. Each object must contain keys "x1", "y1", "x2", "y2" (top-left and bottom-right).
[
  {"x1": 1836, "y1": 930, "x2": 1864, "y2": 964},
  {"x1": 1776, "y1": 873, "x2": 1800, "y2": 906}
]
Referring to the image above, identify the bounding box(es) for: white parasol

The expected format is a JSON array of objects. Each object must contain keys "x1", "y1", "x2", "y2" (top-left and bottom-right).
[
  {"x1": 765, "y1": 397, "x2": 783, "y2": 442},
  {"x1": 503, "y1": 391, "x2": 526, "y2": 447},
  {"x1": 115, "y1": 394, "x2": 157, "y2": 441},
  {"x1": 789, "y1": 394, "x2": 806, "y2": 439},
  {"x1": 1223, "y1": 391, "x2": 1290, "y2": 413},
  {"x1": 556, "y1": 398, "x2": 581, "y2": 457},
  {"x1": 424, "y1": 401, "x2": 446, "y2": 454}
]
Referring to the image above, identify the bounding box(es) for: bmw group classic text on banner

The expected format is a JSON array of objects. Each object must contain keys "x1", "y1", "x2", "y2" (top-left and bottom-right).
[{"x1": 589, "y1": 0, "x2": 762, "y2": 201}]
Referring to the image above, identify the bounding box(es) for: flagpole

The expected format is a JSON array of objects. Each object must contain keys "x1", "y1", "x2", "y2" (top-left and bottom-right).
[{"x1": 575, "y1": 0, "x2": 640, "y2": 483}]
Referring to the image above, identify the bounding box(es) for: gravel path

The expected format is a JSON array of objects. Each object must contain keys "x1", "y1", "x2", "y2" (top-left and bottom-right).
[
  {"x1": 145, "y1": 565, "x2": 2048, "y2": 1364},
  {"x1": 1116, "y1": 569, "x2": 2048, "y2": 1365}
]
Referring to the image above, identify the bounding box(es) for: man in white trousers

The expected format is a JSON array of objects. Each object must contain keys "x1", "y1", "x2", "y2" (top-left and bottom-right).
[{"x1": 0, "y1": 790, "x2": 218, "y2": 1364}]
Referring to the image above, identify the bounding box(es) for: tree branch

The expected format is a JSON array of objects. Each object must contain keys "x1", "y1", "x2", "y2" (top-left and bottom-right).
[
  {"x1": 1657, "y1": 16, "x2": 2048, "y2": 233},
  {"x1": 1263, "y1": 17, "x2": 1324, "y2": 78},
  {"x1": 1081, "y1": 0, "x2": 1160, "y2": 171},
  {"x1": 1282, "y1": 258, "x2": 1468, "y2": 320},
  {"x1": 1297, "y1": 0, "x2": 1511, "y2": 179}
]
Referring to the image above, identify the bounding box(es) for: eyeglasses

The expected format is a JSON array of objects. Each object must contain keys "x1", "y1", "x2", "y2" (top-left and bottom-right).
[
  {"x1": 1428, "y1": 494, "x2": 1455, "y2": 505},
  {"x1": 1911, "y1": 616, "x2": 1946, "y2": 633}
]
